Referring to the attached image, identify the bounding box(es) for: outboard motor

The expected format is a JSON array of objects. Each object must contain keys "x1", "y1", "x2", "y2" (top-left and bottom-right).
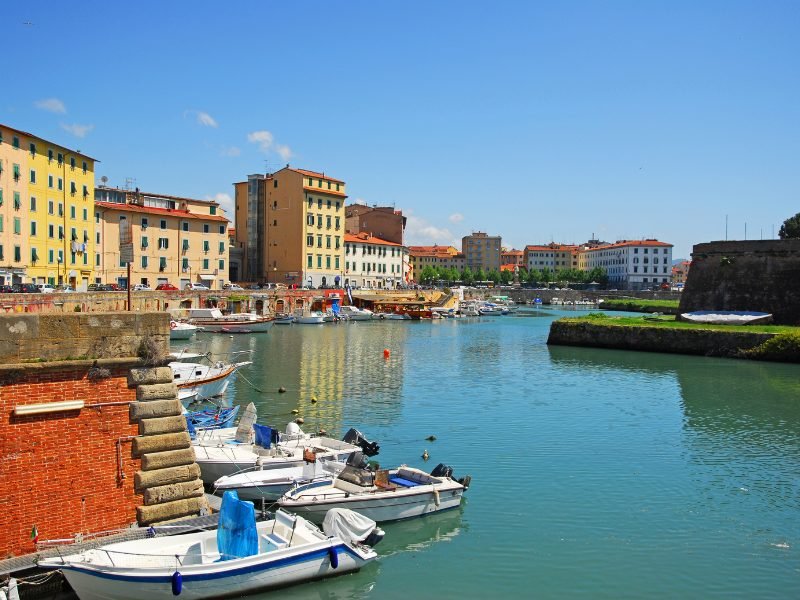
[
  {"x1": 346, "y1": 451, "x2": 368, "y2": 469},
  {"x1": 430, "y1": 463, "x2": 454, "y2": 478},
  {"x1": 342, "y1": 428, "x2": 380, "y2": 457}
]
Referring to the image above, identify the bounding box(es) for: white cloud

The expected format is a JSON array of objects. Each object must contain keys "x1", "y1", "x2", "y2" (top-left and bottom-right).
[
  {"x1": 207, "y1": 193, "x2": 234, "y2": 219},
  {"x1": 220, "y1": 146, "x2": 241, "y2": 157},
  {"x1": 196, "y1": 111, "x2": 218, "y2": 128},
  {"x1": 404, "y1": 211, "x2": 455, "y2": 246},
  {"x1": 448, "y1": 212, "x2": 464, "y2": 223},
  {"x1": 247, "y1": 130, "x2": 293, "y2": 159},
  {"x1": 35, "y1": 98, "x2": 67, "y2": 114},
  {"x1": 247, "y1": 130, "x2": 274, "y2": 151},
  {"x1": 60, "y1": 123, "x2": 94, "y2": 138},
  {"x1": 274, "y1": 143, "x2": 293, "y2": 161}
]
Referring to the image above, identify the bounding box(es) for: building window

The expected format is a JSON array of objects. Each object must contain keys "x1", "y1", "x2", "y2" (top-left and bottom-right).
[
  {"x1": 203, "y1": 224, "x2": 209, "y2": 234},
  {"x1": 317, "y1": 255, "x2": 322, "y2": 268},
  {"x1": 141, "y1": 236, "x2": 149, "y2": 249},
  {"x1": 203, "y1": 240, "x2": 210, "y2": 253},
  {"x1": 158, "y1": 237, "x2": 169, "y2": 250},
  {"x1": 96, "y1": 253, "x2": 100, "y2": 266},
  {"x1": 307, "y1": 254, "x2": 313, "y2": 268},
  {"x1": 12, "y1": 137, "x2": 19, "y2": 149},
  {"x1": 13, "y1": 217, "x2": 21, "y2": 235},
  {"x1": 30, "y1": 169, "x2": 36, "y2": 184},
  {"x1": 307, "y1": 213, "x2": 314, "y2": 225},
  {"x1": 182, "y1": 222, "x2": 189, "y2": 232},
  {"x1": 48, "y1": 175, "x2": 53, "y2": 188},
  {"x1": 48, "y1": 249, "x2": 54, "y2": 263},
  {"x1": 219, "y1": 259, "x2": 225, "y2": 270},
  {"x1": 30, "y1": 196, "x2": 36, "y2": 211},
  {"x1": 48, "y1": 224, "x2": 54, "y2": 238},
  {"x1": 58, "y1": 178, "x2": 63, "y2": 191},
  {"x1": 83, "y1": 208, "x2": 88, "y2": 221},
  {"x1": 161, "y1": 219, "x2": 167, "y2": 230},
  {"x1": 326, "y1": 256, "x2": 331, "y2": 268},
  {"x1": 307, "y1": 235, "x2": 314, "y2": 247},
  {"x1": 317, "y1": 235, "x2": 322, "y2": 248},
  {"x1": 219, "y1": 241, "x2": 225, "y2": 253},
  {"x1": 159, "y1": 257, "x2": 167, "y2": 271},
  {"x1": 48, "y1": 149, "x2": 53, "y2": 162},
  {"x1": 82, "y1": 161, "x2": 87, "y2": 174},
  {"x1": 317, "y1": 199, "x2": 322, "y2": 209},
  {"x1": 70, "y1": 182, "x2": 77, "y2": 195},
  {"x1": 30, "y1": 221, "x2": 36, "y2": 236},
  {"x1": 202, "y1": 259, "x2": 209, "y2": 270},
  {"x1": 14, "y1": 246, "x2": 21, "y2": 262},
  {"x1": 335, "y1": 256, "x2": 340, "y2": 269},
  {"x1": 70, "y1": 157, "x2": 76, "y2": 170},
  {"x1": 219, "y1": 225, "x2": 225, "y2": 234},
  {"x1": 210, "y1": 206, "x2": 216, "y2": 215},
  {"x1": 182, "y1": 258, "x2": 189, "y2": 270},
  {"x1": 182, "y1": 239, "x2": 189, "y2": 251},
  {"x1": 141, "y1": 256, "x2": 148, "y2": 268},
  {"x1": 70, "y1": 205, "x2": 76, "y2": 219},
  {"x1": 57, "y1": 152, "x2": 63, "y2": 165},
  {"x1": 335, "y1": 217, "x2": 340, "y2": 229},
  {"x1": 12, "y1": 164, "x2": 20, "y2": 182},
  {"x1": 326, "y1": 215, "x2": 331, "y2": 229}
]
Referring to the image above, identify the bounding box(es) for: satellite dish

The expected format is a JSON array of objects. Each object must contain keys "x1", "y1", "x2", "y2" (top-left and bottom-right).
[{"x1": 100, "y1": 176, "x2": 108, "y2": 185}]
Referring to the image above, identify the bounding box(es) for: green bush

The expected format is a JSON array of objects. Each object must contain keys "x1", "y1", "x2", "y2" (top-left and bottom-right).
[{"x1": 746, "y1": 332, "x2": 800, "y2": 361}]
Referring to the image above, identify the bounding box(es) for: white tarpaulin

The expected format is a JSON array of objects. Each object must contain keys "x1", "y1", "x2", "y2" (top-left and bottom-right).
[{"x1": 322, "y1": 508, "x2": 378, "y2": 545}]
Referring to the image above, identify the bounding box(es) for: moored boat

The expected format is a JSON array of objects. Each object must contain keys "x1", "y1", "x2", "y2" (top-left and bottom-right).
[
  {"x1": 169, "y1": 320, "x2": 199, "y2": 340},
  {"x1": 292, "y1": 309, "x2": 325, "y2": 324},
  {"x1": 339, "y1": 305, "x2": 374, "y2": 321},
  {"x1": 680, "y1": 310, "x2": 773, "y2": 325},
  {"x1": 38, "y1": 492, "x2": 381, "y2": 600},
  {"x1": 169, "y1": 353, "x2": 252, "y2": 407},
  {"x1": 188, "y1": 308, "x2": 274, "y2": 333},
  {"x1": 278, "y1": 454, "x2": 470, "y2": 523}
]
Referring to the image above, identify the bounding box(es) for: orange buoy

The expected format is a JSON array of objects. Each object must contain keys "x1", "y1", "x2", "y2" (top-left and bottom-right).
[{"x1": 383, "y1": 348, "x2": 390, "y2": 359}]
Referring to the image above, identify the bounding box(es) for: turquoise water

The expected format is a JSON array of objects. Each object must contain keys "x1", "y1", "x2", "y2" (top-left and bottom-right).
[{"x1": 179, "y1": 310, "x2": 800, "y2": 599}]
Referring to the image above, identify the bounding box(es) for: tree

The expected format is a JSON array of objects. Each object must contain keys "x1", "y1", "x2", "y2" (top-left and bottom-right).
[
  {"x1": 499, "y1": 269, "x2": 513, "y2": 285},
  {"x1": 475, "y1": 268, "x2": 487, "y2": 283},
  {"x1": 586, "y1": 267, "x2": 608, "y2": 286},
  {"x1": 419, "y1": 265, "x2": 435, "y2": 284},
  {"x1": 460, "y1": 267, "x2": 475, "y2": 285},
  {"x1": 779, "y1": 213, "x2": 800, "y2": 239},
  {"x1": 487, "y1": 269, "x2": 501, "y2": 284}
]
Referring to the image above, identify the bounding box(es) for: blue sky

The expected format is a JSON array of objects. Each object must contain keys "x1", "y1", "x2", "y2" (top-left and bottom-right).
[{"x1": 3, "y1": 1, "x2": 798, "y2": 259}]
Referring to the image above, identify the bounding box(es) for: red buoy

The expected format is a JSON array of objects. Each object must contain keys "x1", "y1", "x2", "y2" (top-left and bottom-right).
[{"x1": 383, "y1": 349, "x2": 390, "y2": 359}]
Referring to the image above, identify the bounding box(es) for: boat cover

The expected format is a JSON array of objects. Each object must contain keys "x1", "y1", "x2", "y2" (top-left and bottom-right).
[
  {"x1": 322, "y1": 508, "x2": 377, "y2": 545},
  {"x1": 217, "y1": 491, "x2": 258, "y2": 560}
]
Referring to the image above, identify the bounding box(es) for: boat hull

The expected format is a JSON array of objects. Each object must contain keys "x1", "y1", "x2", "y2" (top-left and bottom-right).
[
  {"x1": 56, "y1": 541, "x2": 369, "y2": 600},
  {"x1": 281, "y1": 486, "x2": 464, "y2": 523},
  {"x1": 170, "y1": 327, "x2": 197, "y2": 340},
  {"x1": 193, "y1": 320, "x2": 273, "y2": 333}
]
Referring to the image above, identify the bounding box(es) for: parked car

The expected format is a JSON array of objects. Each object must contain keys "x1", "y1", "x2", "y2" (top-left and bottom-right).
[
  {"x1": 36, "y1": 283, "x2": 56, "y2": 293},
  {"x1": 55, "y1": 285, "x2": 76, "y2": 293},
  {"x1": 12, "y1": 283, "x2": 40, "y2": 293},
  {"x1": 0, "y1": 285, "x2": 14, "y2": 293},
  {"x1": 102, "y1": 283, "x2": 124, "y2": 291},
  {"x1": 185, "y1": 282, "x2": 210, "y2": 291},
  {"x1": 155, "y1": 283, "x2": 178, "y2": 291},
  {"x1": 88, "y1": 283, "x2": 102, "y2": 292},
  {"x1": 223, "y1": 283, "x2": 245, "y2": 291},
  {"x1": 133, "y1": 284, "x2": 152, "y2": 291}
]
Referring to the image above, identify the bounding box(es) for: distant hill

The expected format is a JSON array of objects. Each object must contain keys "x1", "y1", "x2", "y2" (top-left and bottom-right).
[{"x1": 672, "y1": 258, "x2": 689, "y2": 265}]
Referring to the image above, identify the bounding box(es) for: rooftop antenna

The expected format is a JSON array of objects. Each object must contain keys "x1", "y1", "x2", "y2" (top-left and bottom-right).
[{"x1": 124, "y1": 177, "x2": 136, "y2": 191}]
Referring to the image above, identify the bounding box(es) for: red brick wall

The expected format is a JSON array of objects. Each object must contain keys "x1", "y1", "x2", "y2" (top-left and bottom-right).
[{"x1": 0, "y1": 364, "x2": 141, "y2": 557}]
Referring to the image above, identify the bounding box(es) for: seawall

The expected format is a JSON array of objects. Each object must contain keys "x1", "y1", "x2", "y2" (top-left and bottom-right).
[{"x1": 547, "y1": 320, "x2": 779, "y2": 360}]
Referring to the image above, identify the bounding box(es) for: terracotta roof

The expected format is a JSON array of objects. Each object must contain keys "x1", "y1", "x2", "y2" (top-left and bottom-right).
[
  {"x1": 95, "y1": 201, "x2": 229, "y2": 222},
  {"x1": 500, "y1": 264, "x2": 517, "y2": 272},
  {"x1": 292, "y1": 168, "x2": 345, "y2": 184},
  {"x1": 502, "y1": 250, "x2": 523, "y2": 256},
  {"x1": 344, "y1": 232, "x2": 402, "y2": 247},
  {"x1": 408, "y1": 245, "x2": 459, "y2": 256},
  {"x1": 584, "y1": 239, "x2": 672, "y2": 252}
]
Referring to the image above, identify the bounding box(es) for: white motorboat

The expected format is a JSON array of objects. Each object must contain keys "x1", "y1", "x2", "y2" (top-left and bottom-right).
[
  {"x1": 477, "y1": 303, "x2": 502, "y2": 316},
  {"x1": 188, "y1": 308, "x2": 274, "y2": 333},
  {"x1": 680, "y1": 310, "x2": 773, "y2": 325},
  {"x1": 169, "y1": 353, "x2": 252, "y2": 407},
  {"x1": 193, "y1": 421, "x2": 376, "y2": 484},
  {"x1": 292, "y1": 309, "x2": 325, "y2": 324},
  {"x1": 214, "y1": 457, "x2": 347, "y2": 501},
  {"x1": 374, "y1": 312, "x2": 411, "y2": 320},
  {"x1": 272, "y1": 313, "x2": 294, "y2": 324},
  {"x1": 459, "y1": 301, "x2": 481, "y2": 317},
  {"x1": 279, "y1": 455, "x2": 471, "y2": 523},
  {"x1": 169, "y1": 320, "x2": 199, "y2": 340},
  {"x1": 38, "y1": 493, "x2": 381, "y2": 600},
  {"x1": 339, "y1": 305, "x2": 375, "y2": 321}
]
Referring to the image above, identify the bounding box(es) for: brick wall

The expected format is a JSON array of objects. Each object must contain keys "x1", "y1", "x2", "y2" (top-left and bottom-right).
[{"x1": 0, "y1": 361, "x2": 141, "y2": 558}]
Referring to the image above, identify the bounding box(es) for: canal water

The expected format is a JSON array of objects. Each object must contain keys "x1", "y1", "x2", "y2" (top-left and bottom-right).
[{"x1": 178, "y1": 309, "x2": 800, "y2": 599}]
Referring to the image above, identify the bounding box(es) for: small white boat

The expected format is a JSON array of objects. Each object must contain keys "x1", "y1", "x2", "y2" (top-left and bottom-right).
[
  {"x1": 339, "y1": 305, "x2": 375, "y2": 321},
  {"x1": 169, "y1": 320, "x2": 199, "y2": 341},
  {"x1": 459, "y1": 301, "x2": 480, "y2": 317},
  {"x1": 188, "y1": 308, "x2": 274, "y2": 333},
  {"x1": 38, "y1": 493, "x2": 381, "y2": 600},
  {"x1": 169, "y1": 354, "x2": 252, "y2": 407},
  {"x1": 279, "y1": 456, "x2": 470, "y2": 523},
  {"x1": 374, "y1": 312, "x2": 411, "y2": 320},
  {"x1": 214, "y1": 457, "x2": 347, "y2": 501},
  {"x1": 292, "y1": 309, "x2": 325, "y2": 324},
  {"x1": 680, "y1": 311, "x2": 773, "y2": 325},
  {"x1": 193, "y1": 421, "x2": 369, "y2": 484},
  {"x1": 272, "y1": 313, "x2": 295, "y2": 324}
]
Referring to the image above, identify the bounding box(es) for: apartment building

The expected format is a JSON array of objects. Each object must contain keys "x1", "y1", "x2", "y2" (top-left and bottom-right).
[
  {"x1": 234, "y1": 167, "x2": 346, "y2": 288},
  {"x1": 345, "y1": 205, "x2": 406, "y2": 245},
  {"x1": 578, "y1": 239, "x2": 673, "y2": 289},
  {"x1": 462, "y1": 232, "x2": 502, "y2": 272},
  {"x1": 0, "y1": 124, "x2": 96, "y2": 288},
  {"x1": 95, "y1": 187, "x2": 229, "y2": 289},
  {"x1": 344, "y1": 232, "x2": 407, "y2": 289},
  {"x1": 407, "y1": 245, "x2": 465, "y2": 282},
  {"x1": 523, "y1": 243, "x2": 579, "y2": 271},
  {"x1": 501, "y1": 249, "x2": 524, "y2": 267}
]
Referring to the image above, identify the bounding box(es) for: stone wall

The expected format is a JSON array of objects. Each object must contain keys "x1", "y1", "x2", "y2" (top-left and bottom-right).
[
  {"x1": 547, "y1": 320, "x2": 777, "y2": 359},
  {"x1": 679, "y1": 240, "x2": 800, "y2": 325}
]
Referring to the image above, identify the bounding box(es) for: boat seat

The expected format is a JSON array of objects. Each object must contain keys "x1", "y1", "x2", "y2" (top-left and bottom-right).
[
  {"x1": 374, "y1": 480, "x2": 397, "y2": 491},
  {"x1": 262, "y1": 532, "x2": 289, "y2": 551},
  {"x1": 389, "y1": 476, "x2": 422, "y2": 487}
]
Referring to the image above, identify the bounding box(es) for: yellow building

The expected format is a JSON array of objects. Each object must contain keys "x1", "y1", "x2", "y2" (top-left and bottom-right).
[
  {"x1": 234, "y1": 167, "x2": 346, "y2": 287},
  {"x1": 95, "y1": 187, "x2": 229, "y2": 289},
  {"x1": 0, "y1": 124, "x2": 96, "y2": 288}
]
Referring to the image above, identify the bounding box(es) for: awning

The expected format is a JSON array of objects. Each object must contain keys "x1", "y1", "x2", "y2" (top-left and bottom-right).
[{"x1": 199, "y1": 274, "x2": 215, "y2": 281}]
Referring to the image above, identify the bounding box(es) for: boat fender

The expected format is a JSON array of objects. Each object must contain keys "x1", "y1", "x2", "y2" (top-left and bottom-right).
[
  {"x1": 171, "y1": 571, "x2": 182, "y2": 596},
  {"x1": 328, "y1": 546, "x2": 339, "y2": 569},
  {"x1": 433, "y1": 488, "x2": 440, "y2": 506},
  {"x1": 170, "y1": 321, "x2": 177, "y2": 329}
]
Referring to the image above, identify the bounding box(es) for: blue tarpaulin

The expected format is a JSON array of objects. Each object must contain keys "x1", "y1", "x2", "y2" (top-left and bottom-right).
[
  {"x1": 217, "y1": 491, "x2": 258, "y2": 561},
  {"x1": 253, "y1": 423, "x2": 274, "y2": 448}
]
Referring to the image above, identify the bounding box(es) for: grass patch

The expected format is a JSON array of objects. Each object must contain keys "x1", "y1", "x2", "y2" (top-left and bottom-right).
[
  {"x1": 560, "y1": 314, "x2": 800, "y2": 335},
  {"x1": 600, "y1": 298, "x2": 680, "y2": 312}
]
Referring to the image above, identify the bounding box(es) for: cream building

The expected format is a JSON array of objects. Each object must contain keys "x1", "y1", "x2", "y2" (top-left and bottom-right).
[
  {"x1": 344, "y1": 232, "x2": 407, "y2": 289},
  {"x1": 234, "y1": 167, "x2": 346, "y2": 288},
  {"x1": 95, "y1": 187, "x2": 229, "y2": 289},
  {"x1": 578, "y1": 239, "x2": 673, "y2": 290},
  {"x1": 0, "y1": 124, "x2": 96, "y2": 288},
  {"x1": 462, "y1": 231, "x2": 502, "y2": 272}
]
